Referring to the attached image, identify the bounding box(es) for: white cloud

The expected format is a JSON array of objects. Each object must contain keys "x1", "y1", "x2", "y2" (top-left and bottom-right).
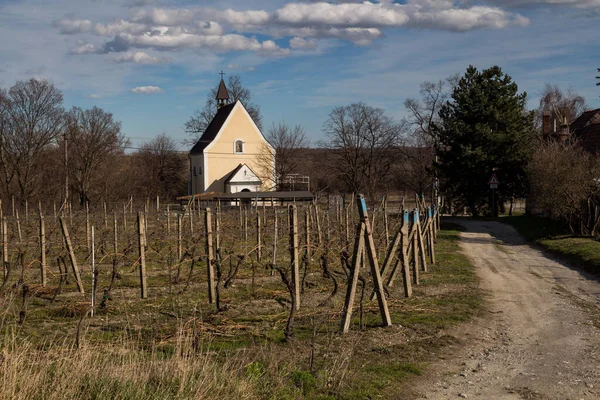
[
  {"x1": 131, "y1": 85, "x2": 164, "y2": 93},
  {"x1": 87, "y1": 93, "x2": 102, "y2": 99},
  {"x1": 484, "y1": 0, "x2": 600, "y2": 8},
  {"x1": 70, "y1": 41, "x2": 98, "y2": 55},
  {"x1": 55, "y1": 18, "x2": 93, "y2": 34},
  {"x1": 290, "y1": 37, "x2": 318, "y2": 49},
  {"x1": 226, "y1": 63, "x2": 255, "y2": 71},
  {"x1": 111, "y1": 51, "x2": 171, "y2": 64}
]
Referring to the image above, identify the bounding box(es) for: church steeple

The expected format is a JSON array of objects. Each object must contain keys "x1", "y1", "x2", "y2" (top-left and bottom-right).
[{"x1": 216, "y1": 71, "x2": 230, "y2": 110}]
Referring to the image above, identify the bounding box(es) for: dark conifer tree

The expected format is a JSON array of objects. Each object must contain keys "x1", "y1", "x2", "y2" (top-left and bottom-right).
[{"x1": 435, "y1": 65, "x2": 535, "y2": 216}]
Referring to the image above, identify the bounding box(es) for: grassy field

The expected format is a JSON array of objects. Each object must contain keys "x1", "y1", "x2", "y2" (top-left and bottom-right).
[
  {"x1": 503, "y1": 215, "x2": 600, "y2": 276},
  {"x1": 0, "y1": 207, "x2": 480, "y2": 400}
]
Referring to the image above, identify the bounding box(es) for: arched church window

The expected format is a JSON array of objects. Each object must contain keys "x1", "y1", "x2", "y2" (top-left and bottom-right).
[{"x1": 234, "y1": 139, "x2": 244, "y2": 154}]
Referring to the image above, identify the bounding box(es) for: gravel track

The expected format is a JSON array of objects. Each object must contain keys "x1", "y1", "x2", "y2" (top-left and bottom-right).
[{"x1": 416, "y1": 219, "x2": 600, "y2": 400}]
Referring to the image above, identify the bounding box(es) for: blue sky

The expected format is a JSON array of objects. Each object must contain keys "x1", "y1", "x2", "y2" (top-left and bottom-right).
[{"x1": 0, "y1": 0, "x2": 599, "y2": 150}]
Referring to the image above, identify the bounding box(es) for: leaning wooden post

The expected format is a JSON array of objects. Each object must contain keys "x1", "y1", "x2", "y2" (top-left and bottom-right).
[
  {"x1": 289, "y1": 205, "x2": 300, "y2": 310},
  {"x1": 15, "y1": 210, "x2": 22, "y2": 243},
  {"x1": 386, "y1": 211, "x2": 412, "y2": 298},
  {"x1": 340, "y1": 222, "x2": 366, "y2": 333},
  {"x1": 39, "y1": 215, "x2": 47, "y2": 287},
  {"x1": 356, "y1": 194, "x2": 392, "y2": 327},
  {"x1": 314, "y1": 203, "x2": 322, "y2": 246},
  {"x1": 113, "y1": 212, "x2": 118, "y2": 268},
  {"x1": 383, "y1": 196, "x2": 390, "y2": 249},
  {"x1": 256, "y1": 213, "x2": 262, "y2": 262},
  {"x1": 137, "y1": 212, "x2": 148, "y2": 299},
  {"x1": 411, "y1": 210, "x2": 420, "y2": 285},
  {"x1": 428, "y1": 207, "x2": 436, "y2": 264},
  {"x1": 417, "y1": 210, "x2": 428, "y2": 272},
  {"x1": 59, "y1": 217, "x2": 84, "y2": 294},
  {"x1": 205, "y1": 208, "x2": 216, "y2": 304},
  {"x1": 271, "y1": 208, "x2": 278, "y2": 276}
]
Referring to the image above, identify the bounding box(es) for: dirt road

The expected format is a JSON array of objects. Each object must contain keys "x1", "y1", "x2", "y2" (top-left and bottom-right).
[{"x1": 417, "y1": 219, "x2": 600, "y2": 400}]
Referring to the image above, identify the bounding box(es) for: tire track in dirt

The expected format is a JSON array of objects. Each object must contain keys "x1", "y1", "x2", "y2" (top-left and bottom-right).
[{"x1": 415, "y1": 219, "x2": 600, "y2": 400}]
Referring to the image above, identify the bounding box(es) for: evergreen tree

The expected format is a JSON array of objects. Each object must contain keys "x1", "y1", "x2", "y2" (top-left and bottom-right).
[{"x1": 435, "y1": 65, "x2": 535, "y2": 216}]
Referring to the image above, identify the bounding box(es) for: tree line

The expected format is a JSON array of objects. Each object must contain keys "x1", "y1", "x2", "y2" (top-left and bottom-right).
[{"x1": 0, "y1": 79, "x2": 187, "y2": 209}]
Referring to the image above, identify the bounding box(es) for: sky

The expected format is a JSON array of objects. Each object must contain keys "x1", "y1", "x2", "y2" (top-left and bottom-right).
[{"x1": 0, "y1": 0, "x2": 599, "y2": 150}]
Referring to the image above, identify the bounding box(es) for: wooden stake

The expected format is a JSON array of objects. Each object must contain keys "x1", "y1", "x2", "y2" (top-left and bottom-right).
[
  {"x1": 386, "y1": 211, "x2": 412, "y2": 298},
  {"x1": 411, "y1": 211, "x2": 420, "y2": 285},
  {"x1": 91, "y1": 226, "x2": 96, "y2": 316},
  {"x1": 86, "y1": 202, "x2": 91, "y2": 251},
  {"x1": 40, "y1": 215, "x2": 47, "y2": 287},
  {"x1": 271, "y1": 208, "x2": 278, "y2": 275},
  {"x1": 103, "y1": 202, "x2": 108, "y2": 229},
  {"x1": 137, "y1": 212, "x2": 148, "y2": 299},
  {"x1": 289, "y1": 205, "x2": 300, "y2": 310},
  {"x1": 59, "y1": 217, "x2": 84, "y2": 294},
  {"x1": 167, "y1": 205, "x2": 171, "y2": 235},
  {"x1": 205, "y1": 208, "x2": 215, "y2": 304},
  {"x1": 340, "y1": 222, "x2": 366, "y2": 333},
  {"x1": 305, "y1": 209, "x2": 311, "y2": 268},
  {"x1": 256, "y1": 213, "x2": 262, "y2": 262},
  {"x1": 356, "y1": 195, "x2": 392, "y2": 327},
  {"x1": 113, "y1": 212, "x2": 118, "y2": 267},
  {"x1": 177, "y1": 214, "x2": 183, "y2": 261},
  {"x1": 15, "y1": 210, "x2": 22, "y2": 243},
  {"x1": 2, "y1": 218, "x2": 8, "y2": 281},
  {"x1": 428, "y1": 208, "x2": 436, "y2": 264},
  {"x1": 417, "y1": 211, "x2": 428, "y2": 272}
]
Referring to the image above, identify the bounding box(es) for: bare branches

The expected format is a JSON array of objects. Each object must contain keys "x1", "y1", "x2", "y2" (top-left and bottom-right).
[{"x1": 322, "y1": 103, "x2": 401, "y2": 200}]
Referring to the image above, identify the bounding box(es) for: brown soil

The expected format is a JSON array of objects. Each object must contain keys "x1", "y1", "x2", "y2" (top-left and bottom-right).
[{"x1": 414, "y1": 219, "x2": 600, "y2": 400}]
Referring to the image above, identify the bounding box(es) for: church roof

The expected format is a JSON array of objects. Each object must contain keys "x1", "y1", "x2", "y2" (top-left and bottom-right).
[
  {"x1": 189, "y1": 102, "x2": 236, "y2": 154},
  {"x1": 216, "y1": 79, "x2": 229, "y2": 101}
]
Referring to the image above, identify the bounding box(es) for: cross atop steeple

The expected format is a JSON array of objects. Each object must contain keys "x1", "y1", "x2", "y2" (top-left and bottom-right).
[{"x1": 219, "y1": 70, "x2": 225, "y2": 80}]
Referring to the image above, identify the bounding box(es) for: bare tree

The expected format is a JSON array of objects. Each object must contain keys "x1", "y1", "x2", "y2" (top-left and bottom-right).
[
  {"x1": 400, "y1": 77, "x2": 456, "y2": 198},
  {"x1": 135, "y1": 134, "x2": 187, "y2": 200},
  {"x1": 322, "y1": 103, "x2": 401, "y2": 200},
  {"x1": 537, "y1": 84, "x2": 586, "y2": 131},
  {"x1": 185, "y1": 75, "x2": 262, "y2": 145},
  {"x1": 0, "y1": 79, "x2": 65, "y2": 204},
  {"x1": 257, "y1": 122, "x2": 308, "y2": 190},
  {"x1": 66, "y1": 106, "x2": 128, "y2": 206}
]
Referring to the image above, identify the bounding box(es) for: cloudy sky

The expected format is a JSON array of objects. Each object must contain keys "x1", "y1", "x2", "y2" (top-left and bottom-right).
[{"x1": 1, "y1": 0, "x2": 598, "y2": 148}]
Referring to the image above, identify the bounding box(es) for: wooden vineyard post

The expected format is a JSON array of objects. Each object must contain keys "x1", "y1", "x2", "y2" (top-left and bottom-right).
[
  {"x1": 15, "y1": 210, "x2": 22, "y2": 243},
  {"x1": 177, "y1": 214, "x2": 183, "y2": 262},
  {"x1": 167, "y1": 205, "x2": 171, "y2": 235},
  {"x1": 91, "y1": 226, "x2": 95, "y2": 316},
  {"x1": 411, "y1": 211, "x2": 420, "y2": 285},
  {"x1": 123, "y1": 204, "x2": 127, "y2": 231},
  {"x1": 86, "y1": 202, "x2": 91, "y2": 251},
  {"x1": 39, "y1": 215, "x2": 47, "y2": 287},
  {"x1": 383, "y1": 196, "x2": 390, "y2": 249},
  {"x1": 340, "y1": 223, "x2": 366, "y2": 333},
  {"x1": 103, "y1": 202, "x2": 108, "y2": 229},
  {"x1": 289, "y1": 205, "x2": 300, "y2": 310},
  {"x1": 243, "y1": 206, "x2": 248, "y2": 241},
  {"x1": 205, "y1": 208, "x2": 216, "y2": 304},
  {"x1": 137, "y1": 212, "x2": 148, "y2": 299},
  {"x1": 305, "y1": 209, "x2": 311, "y2": 268},
  {"x1": 356, "y1": 194, "x2": 392, "y2": 327},
  {"x1": 314, "y1": 204, "x2": 322, "y2": 246},
  {"x1": 256, "y1": 213, "x2": 262, "y2": 262},
  {"x1": 113, "y1": 213, "x2": 118, "y2": 269},
  {"x1": 386, "y1": 211, "x2": 412, "y2": 298},
  {"x1": 215, "y1": 207, "x2": 221, "y2": 253},
  {"x1": 59, "y1": 217, "x2": 85, "y2": 294},
  {"x1": 428, "y1": 207, "x2": 436, "y2": 264},
  {"x1": 2, "y1": 218, "x2": 7, "y2": 281},
  {"x1": 417, "y1": 211, "x2": 428, "y2": 273},
  {"x1": 271, "y1": 208, "x2": 278, "y2": 276}
]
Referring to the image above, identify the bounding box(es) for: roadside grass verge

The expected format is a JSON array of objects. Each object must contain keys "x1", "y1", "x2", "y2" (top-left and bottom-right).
[
  {"x1": 0, "y1": 222, "x2": 481, "y2": 400},
  {"x1": 502, "y1": 215, "x2": 600, "y2": 276}
]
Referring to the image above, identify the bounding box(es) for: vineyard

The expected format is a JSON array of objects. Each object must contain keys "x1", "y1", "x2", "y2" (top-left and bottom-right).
[{"x1": 0, "y1": 195, "x2": 480, "y2": 399}]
